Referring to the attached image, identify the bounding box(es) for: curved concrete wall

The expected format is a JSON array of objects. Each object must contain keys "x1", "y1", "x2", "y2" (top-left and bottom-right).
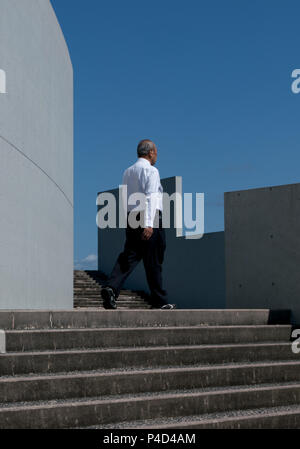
[{"x1": 0, "y1": 0, "x2": 73, "y2": 309}]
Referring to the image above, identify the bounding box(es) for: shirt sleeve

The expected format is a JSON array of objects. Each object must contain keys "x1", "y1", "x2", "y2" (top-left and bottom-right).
[
  {"x1": 120, "y1": 170, "x2": 128, "y2": 216},
  {"x1": 141, "y1": 167, "x2": 160, "y2": 227}
]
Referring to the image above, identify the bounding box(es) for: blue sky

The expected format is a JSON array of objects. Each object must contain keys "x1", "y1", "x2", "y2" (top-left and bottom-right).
[{"x1": 51, "y1": 0, "x2": 300, "y2": 270}]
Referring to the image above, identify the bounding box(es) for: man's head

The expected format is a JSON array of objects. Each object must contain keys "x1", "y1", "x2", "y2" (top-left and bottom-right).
[{"x1": 137, "y1": 139, "x2": 157, "y2": 165}]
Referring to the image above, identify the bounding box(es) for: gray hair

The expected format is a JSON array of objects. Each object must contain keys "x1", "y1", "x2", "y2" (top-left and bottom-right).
[{"x1": 137, "y1": 139, "x2": 156, "y2": 157}]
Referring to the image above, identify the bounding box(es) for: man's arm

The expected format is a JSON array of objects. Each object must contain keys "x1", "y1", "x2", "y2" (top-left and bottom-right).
[
  {"x1": 120, "y1": 170, "x2": 128, "y2": 224},
  {"x1": 141, "y1": 167, "x2": 160, "y2": 240}
]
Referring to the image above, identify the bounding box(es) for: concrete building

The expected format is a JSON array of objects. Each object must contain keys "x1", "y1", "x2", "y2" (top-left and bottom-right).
[
  {"x1": 225, "y1": 182, "x2": 300, "y2": 325},
  {"x1": 0, "y1": 0, "x2": 73, "y2": 309}
]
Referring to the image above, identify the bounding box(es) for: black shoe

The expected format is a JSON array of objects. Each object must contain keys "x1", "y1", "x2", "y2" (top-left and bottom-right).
[
  {"x1": 160, "y1": 304, "x2": 177, "y2": 310},
  {"x1": 101, "y1": 287, "x2": 117, "y2": 310}
]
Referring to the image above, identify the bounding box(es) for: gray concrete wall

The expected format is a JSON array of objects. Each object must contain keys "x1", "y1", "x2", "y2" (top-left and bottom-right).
[
  {"x1": 0, "y1": 0, "x2": 73, "y2": 309},
  {"x1": 97, "y1": 177, "x2": 225, "y2": 309},
  {"x1": 225, "y1": 183, "x2": 300, "y2": 324}
]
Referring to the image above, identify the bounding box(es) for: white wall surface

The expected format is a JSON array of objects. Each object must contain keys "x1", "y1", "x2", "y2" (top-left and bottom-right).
[{"x1": 0, "y1": 0, "x2": 73, "y2": 308}]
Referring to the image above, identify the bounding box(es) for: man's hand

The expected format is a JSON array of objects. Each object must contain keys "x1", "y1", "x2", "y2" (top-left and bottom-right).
[{"x1": 142, "y1": 227, "x2": 153, "y2": 240}]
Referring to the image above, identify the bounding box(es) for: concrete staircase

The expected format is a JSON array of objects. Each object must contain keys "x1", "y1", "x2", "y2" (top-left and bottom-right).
[
  {"x1": 74, "y1": 270, "x2": 151, "y2": 309},
  {"x1": 0, "y1": 309, "x2": 299, "y2": 429}
]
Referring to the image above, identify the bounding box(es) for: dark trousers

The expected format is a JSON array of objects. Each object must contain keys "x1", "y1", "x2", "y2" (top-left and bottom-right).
[{"x1": 104, "y1": 210, "x2": 168, "y2": 307}]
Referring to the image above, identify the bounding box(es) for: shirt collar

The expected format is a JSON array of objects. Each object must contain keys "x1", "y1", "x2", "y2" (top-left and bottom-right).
[{"x1": 137, "y1": 157, "x2": 151, "y2": 167}]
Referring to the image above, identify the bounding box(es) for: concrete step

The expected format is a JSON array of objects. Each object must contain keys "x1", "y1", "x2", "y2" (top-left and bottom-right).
[
  {"x1": 0, "y1": 310, "x2": 272, "y2": 330},
  {"x1": 0, "y1": 303, "x2": 296, "y2": 428},
  {"x1": 74, "y1": 297, "x2": 144, "y2": 302},
  {"x1": 0, "y1": 361, "x2": 299, "y2": 405},
  {"x1": 73, "y1": 276, "x2": 103, "y2": 280},
  {"x1": 73, "y1": 301, "x2": 150, "y2": 306},
  {"x1": 74, "y1": 295, "x2": 146, "y2": 304},
  {"x1": 73, "y1": 277, "x2": 101, "y2": 282},
  {"x1": 4, "y1": 326, "x2": 292, "y2": 352},
  {"x1": 73, "y1": 284, "x2": 103, "y2": 289},
  {"x1": 73, "y1": 309, "x2": 153, "y2": 312},
  {"x1": 73, "y1": 304, "x2": 149, "y2": 308},
  {"x1": 73, "y1": 270, "x2": 149, "y2": 309},
  {"x1": 73, "y1": 282, "x2": 133, "y2": 292},
  {"x1": 74, "y1": 309, "x2": 153, "y2": 312},
  {"x1": 74, "y1": 301, "x2": 150, "y2": 304},
  {"x1": 74, "y1": 305, "x2": 151, "y2": 309},
  {"x1": 0, "y1": 382, "x2": 300, "y2": 428},
  {"x1": 73, "y1": 301, "x2": 147, "y2": 306},
  {"x1": 74, "y1": 293, "x2": 142, "y2": 299},
  {"x1": 0, "y1": 342, "x2": 297, "y2": 376},
  {"x1": 73, "y1": 282, "x2": 104, "y2": 288},
  {"x1": 74, "y1": 289, "x2": 144, "y2": 298},
  {"x1": 83, "y1": 404, "x2": 300, "y2": 429},
  {"x1": 74, "y1": 305, "x2": 149, "y2": 310}
]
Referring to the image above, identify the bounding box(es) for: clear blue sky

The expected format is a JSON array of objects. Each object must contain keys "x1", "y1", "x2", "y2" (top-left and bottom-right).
[{"x1": 51, "y1": 0, "x2": 300, "y2": 270}]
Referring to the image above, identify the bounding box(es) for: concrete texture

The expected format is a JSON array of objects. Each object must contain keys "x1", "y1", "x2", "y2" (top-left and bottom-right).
[
  {"x1": 1, "y1": 383, "x2": 300, "y2": 429},
  {"x1": 0, "y1": 309, "x2": 271, "y2": 329},
  {"x1": 115, "y1": 405, "x2": 300, "y2": 429},
  {"x1": 0, "y1": 331, "x2": 5, "y2": 354},
  {"x1": 98, "y1": 176, "x2": 225, "y2": 309},
  {"x1": 0, "y1": 361, "x2": 299, "y2": 404},
  {"x1": 0, "y1": 0, "x2": 73, "y2": 309},
  {"x1": 0, "y1": 342, "x2": 296, "y2": 377},
  {"x1": 0, "y1": 308, "x2": 297, "y2": 428},
  {"x1": 4, "y1": 325, "x2": 291, "y2": 352},
  {"x1": 225, "y1": 183, "x2": 300, "y2": 324}
]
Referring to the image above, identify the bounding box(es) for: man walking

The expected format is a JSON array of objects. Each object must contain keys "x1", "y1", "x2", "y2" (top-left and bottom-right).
[{"x1": 101, "y1": 139, "x2": 176, "y2": 310}]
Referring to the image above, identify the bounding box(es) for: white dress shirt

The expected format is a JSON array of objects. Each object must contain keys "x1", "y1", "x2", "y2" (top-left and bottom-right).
[{"x1": 122, "y1": 158, "x2": 163, "y2": 228}]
